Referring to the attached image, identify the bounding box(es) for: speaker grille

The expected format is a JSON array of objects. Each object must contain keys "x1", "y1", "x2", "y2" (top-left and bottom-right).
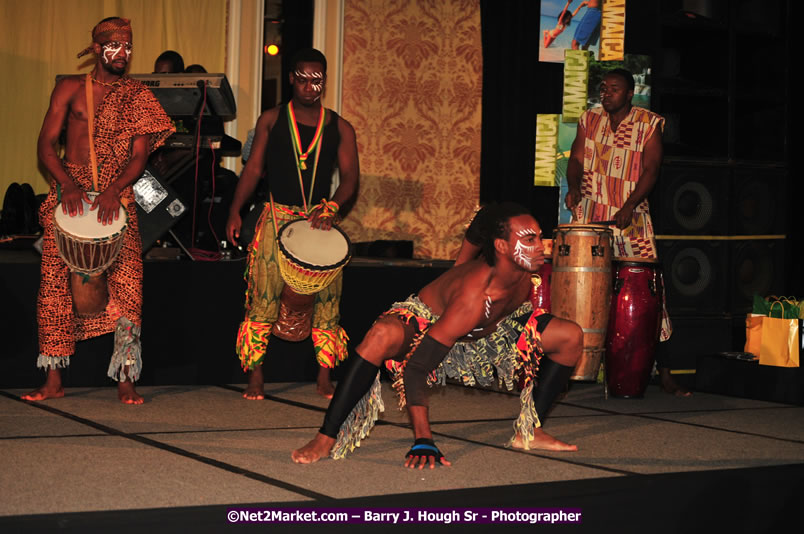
[
  {"x1": 731, "y1": 169, "x2": 786, "y2": 236},
  {"x1": 671, "y1": 181, "x2": 714, "y2": 232},
  {"x1": 652, "y1": 165, "x2": 729, "y2": 235},
  {"x1": 659, "y1": 240, "x2": 727, "y2": 314}
]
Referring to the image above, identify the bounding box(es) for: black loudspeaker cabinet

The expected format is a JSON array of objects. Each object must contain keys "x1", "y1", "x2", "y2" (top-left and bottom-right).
[
  {"x1": 730, "y1": 168, "x2": 787, "y2": 236},
  {"x1": 658, "y1": 239, "x2": 786, "y2": 315},
  {"x1": 731, "y1": 239, "x2": 786, "y2": 314},
  {"x1": 651, "y1": 164, "x2": 787, "y2": 237},
  {"x1": 651, "y1": 165, "x2": 730, "y2": 235},
  {"x1": 658, "y1": 239, "x2": 729, "y2": 315},
  {"x1": 133, "y1": 166, "x2": 187, "y2": 252}
]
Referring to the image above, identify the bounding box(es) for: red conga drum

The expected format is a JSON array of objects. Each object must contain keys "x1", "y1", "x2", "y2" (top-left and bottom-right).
[{"x1": 605, "y1": 258, "x2": 664, "y2": 398}]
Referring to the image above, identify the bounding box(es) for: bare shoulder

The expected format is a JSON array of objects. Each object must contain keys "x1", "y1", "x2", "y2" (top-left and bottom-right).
[
  {"x1": 52, "y1": 75, "x2": 83, "y2": 97},
  {"x1": 44, "y1": 76, "x2": 84, "y2": 115},
  {"x1": 444, "y1": 261, "x2": 492, "y2": 304}
]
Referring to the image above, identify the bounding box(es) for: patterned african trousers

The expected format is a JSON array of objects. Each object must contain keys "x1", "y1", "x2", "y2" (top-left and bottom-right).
[{"x1": 236, "y1": 202, "x2": 347, "y2": 371}]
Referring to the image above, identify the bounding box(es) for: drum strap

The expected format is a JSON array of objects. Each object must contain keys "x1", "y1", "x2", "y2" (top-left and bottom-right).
[
  {"x1": 84, "y1": 74, "x2": 127, "y2": 208},
  {"x1": 267, "y1": 194, "x2": 283, "y2": 239},
  {"x1": 85, "y1": 74, "x2": 100, "y2": 192},
  {"x1": 267, "y1": 194, "x2": 307, "y2": 249}
]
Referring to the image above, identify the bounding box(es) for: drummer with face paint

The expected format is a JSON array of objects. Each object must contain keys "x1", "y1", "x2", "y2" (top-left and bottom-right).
[
  {"x1": 292, "y1": 203, "x2": 584, "y2": 467},
  {"x1": 226, "y1": 48, "x2": 360, "y2": 400},
  {"x1": 23, "y1": 17, "x2": 174, "y2": 404}
]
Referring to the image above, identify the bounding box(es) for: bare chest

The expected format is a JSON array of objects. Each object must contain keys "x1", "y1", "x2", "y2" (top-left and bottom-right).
[{"x1": 459, "y1": 282, "x2": 531, "y2": 341}]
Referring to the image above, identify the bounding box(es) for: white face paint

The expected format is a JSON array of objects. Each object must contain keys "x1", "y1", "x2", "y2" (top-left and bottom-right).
[
  {"x1": 101, "y1": 41, "x2": 132, "y2": 64},
  {"x1": 513, "y1": 240, "x2": 536, "y2": 269},
  {"x1": 512, "y1": 228, "x2": 541, "y2": 270},
  {"x1": 294, "y1": 70, "x2": 326, "y2": 95},
  {"x1": 484, "y1": 295, "x2": 493, "y2": 319}
]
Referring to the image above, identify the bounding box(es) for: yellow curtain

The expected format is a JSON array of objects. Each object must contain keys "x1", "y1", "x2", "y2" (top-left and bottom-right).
[
  {"x1": 0, "y1": 0, "x2": 227, "y2": 197},
  {"x1": 339, "y1": 0, "x2": 482, "y2": 260}
]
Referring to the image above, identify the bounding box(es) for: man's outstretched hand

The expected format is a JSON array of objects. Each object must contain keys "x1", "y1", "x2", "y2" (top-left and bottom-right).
[{"x1": 404, "y1": 438, "x2": 452, "y2": 469}]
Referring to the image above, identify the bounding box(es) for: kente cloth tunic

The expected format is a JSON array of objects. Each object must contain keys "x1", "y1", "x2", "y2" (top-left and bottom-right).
[{"x1": 576, "y1": 105, "x2": 671, "y2": 341}]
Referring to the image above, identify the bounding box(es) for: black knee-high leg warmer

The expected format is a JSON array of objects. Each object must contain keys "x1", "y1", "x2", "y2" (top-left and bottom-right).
[
  {"x1": 319, "y1": 353, "x2": 380, "y2": 438},
  {"x1": 532, "y1": 357, "x2": 575, "y2": 423}
]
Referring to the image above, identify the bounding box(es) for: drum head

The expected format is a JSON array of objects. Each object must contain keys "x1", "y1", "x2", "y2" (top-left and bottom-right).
[
  {"x1": 554, "y1": 223, "x2": 613, "y2": 235},
  {"x1": 616, "y1": 257, "x2": 660, "y2": 267},
  {"x1": 53, "y1": 193, "x2": 127, "y2": 239},
  {"x1": 278, "y1": 219, "x2": 351, "y2": 270}
]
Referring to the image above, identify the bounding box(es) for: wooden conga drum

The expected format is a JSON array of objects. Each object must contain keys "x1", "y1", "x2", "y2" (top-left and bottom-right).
[
  {"x1": 551, "y1": 224, "x2": 613, "y2": 382},
  {"x1": 605, "y1": 258, "x2": 664, "y2": 398}
]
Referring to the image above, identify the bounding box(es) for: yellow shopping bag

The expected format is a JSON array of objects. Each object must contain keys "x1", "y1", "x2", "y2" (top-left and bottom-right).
[{"x1": 759, "y1": 302, "x2": 800, "y2": 368}]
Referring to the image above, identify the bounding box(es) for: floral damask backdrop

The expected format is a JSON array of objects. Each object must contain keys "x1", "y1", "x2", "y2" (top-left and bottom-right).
[{"x1": 339, "y1": 0, "x2": 482, "y2": 260}]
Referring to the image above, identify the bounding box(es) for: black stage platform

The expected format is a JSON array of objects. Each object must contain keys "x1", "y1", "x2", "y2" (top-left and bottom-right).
[{"x1": 0, "y1": 250, "x2": 451, "y2": 389}]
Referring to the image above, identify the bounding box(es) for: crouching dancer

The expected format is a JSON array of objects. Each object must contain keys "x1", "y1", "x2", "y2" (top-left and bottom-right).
[{"x1": 292, "y1": 203, "x2": 583, "y2": 467}]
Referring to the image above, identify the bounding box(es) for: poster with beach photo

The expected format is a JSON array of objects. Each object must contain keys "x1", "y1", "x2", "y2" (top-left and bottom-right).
[
  {"x1": 556, "y1": 118, "x2": 577, "y2": 224},
  {"x1": 539, "y1": 0, "x2": 602, "y2": 63}
]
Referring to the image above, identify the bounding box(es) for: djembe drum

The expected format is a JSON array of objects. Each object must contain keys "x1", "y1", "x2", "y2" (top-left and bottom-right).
[
  {"x1": 53, "y1": 193, "x2": 127, "y2": 317},
  {"x1": 272, "y1": 219, "x2": 351, "y2": 341},
  {"x1": 551, "y1": 224, "x2": 613, "y2": 382},
  {"x1": 605, "y1": 258, "x2": 664, "y2": 398}
]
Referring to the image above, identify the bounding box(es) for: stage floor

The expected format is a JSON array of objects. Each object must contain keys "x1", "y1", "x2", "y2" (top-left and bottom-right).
[{"x1": 1, "y1": 381, "x2": 802, "y2": 532}]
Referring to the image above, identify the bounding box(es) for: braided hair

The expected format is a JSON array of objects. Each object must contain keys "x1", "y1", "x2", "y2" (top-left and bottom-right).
[{"x1": 466, "y1": 202, "x2": 532, "y2": 266}]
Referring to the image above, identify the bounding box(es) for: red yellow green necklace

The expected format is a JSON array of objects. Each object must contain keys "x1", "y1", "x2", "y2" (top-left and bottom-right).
[{"x1": 287, "y1": 101, "x2": 326, "y2": 213}]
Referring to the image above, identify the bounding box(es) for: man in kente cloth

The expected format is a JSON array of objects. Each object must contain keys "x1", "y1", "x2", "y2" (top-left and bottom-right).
[
  {"x1": 565, "y1": 68, "x2": 689, "y2": 396},
  {"x1": 226, "y1": 48, "x2": 359, "y2": 400},
  {"x1": 22, "y1": 17, "x2": 174, "y2": 404},
  {"x1": 292, "y1": 203, "x2": 583, "y2": 468}
]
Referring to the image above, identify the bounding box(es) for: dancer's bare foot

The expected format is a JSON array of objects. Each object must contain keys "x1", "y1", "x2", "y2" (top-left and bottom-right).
[
  {"x1": 118, "y1": 380, "x2": 144, "y2": 405},
  {"x1": 242, "y1": 365, "x2": 265, "y2": 400},
  {"x1": 659, "y1": 368, "x2": 692, "y2": 397},
  {"x1": 291, "y1": 433, "x2": 336, "y2": 464},
  {"x1": 510, "y1": 428, "x2": 578, "y2": 452},
  {"x1": 316, "y1": 366, "x2": 334, "y2": 399},
  {"x1": 21, "y1": 368, "x2": 64, "y2": 401}
]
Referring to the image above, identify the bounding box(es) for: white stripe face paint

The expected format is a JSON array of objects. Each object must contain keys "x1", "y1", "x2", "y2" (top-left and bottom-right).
[
  {"x1": 101, "y1": 41, "x2": 132, "y2": 64},
  {"x1": 294, "y1": 70, "x2": 326, "y2": 97},
  {"x1": 513, "y1": 227, "x2": 541, "y2": 270},
  {"x1": 484, "y1": 295, "x2": 492, "y2": 319},
  {"x1": 514, "y1": 240, "x2": 535, "y2": 269}
]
